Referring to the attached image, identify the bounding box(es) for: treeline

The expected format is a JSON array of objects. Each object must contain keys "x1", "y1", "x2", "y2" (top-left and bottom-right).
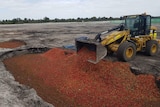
[
  {"x1": 1, "y1": 16, "x2": 160, "y2": 24},
  {"x1": 0, "y1": 16, "x2": 121, "y2": 24}
]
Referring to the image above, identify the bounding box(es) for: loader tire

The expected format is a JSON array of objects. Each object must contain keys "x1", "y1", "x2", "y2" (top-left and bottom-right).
[
  {"x1": 117, "y1": 42, "x2": 136, "y2": 62},
  {"x1": 145, "y1": 40, "x2": 159, "y2": 56}
]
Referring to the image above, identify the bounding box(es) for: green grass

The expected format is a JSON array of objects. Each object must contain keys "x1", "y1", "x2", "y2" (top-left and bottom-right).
[{"x1": 109, "y1": 18, "x2": 160, "y2": 24}]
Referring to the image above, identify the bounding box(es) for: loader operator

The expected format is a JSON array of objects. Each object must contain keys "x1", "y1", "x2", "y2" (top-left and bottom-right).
[{"x1": 95, "y1": 23, "x2": 125, "y2": 42}]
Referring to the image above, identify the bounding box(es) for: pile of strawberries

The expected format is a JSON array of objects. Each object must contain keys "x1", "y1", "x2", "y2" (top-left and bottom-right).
[
  {"x1": 4, "y1": 48, "x2": 160, "y2": 107},
  {"x1": 0, "y1": 40, "x2": 25, "y2": 48}
]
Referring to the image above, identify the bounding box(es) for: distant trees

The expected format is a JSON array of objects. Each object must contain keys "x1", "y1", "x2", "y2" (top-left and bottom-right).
[
  {"x1": 43, "y1": 17, "x2": 50, "y2": 22},
  {"x1": 0, "y1": 16, "x2": 123, "y2": 24},
  {"x1": 1, "y1": 16, "x2": 157, "y2": 24}
]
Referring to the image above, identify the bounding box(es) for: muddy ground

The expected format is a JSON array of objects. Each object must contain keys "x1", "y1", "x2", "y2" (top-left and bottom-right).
[{"x1": 0, "y1": 22, "x2": 160, "y2": 106}]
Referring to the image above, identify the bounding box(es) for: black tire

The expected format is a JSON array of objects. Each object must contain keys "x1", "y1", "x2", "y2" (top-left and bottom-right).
[
  {"x1": 106, "y1": 47, "x2": 114, "y2": 56},
  {"x1": 145, "y1": 40, "x2": 159, "y2": 56},
  {"x1": 117, "y1": 42, "x2": 136, "y2": 61}
]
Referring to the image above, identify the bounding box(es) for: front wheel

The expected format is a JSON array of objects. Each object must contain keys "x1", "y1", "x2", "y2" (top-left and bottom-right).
[{"x1": 117, "y1": 42, "x2": 136, "y2": 61}]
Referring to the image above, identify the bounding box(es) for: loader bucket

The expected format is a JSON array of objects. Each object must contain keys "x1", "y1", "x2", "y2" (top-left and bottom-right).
[{"x1": 75, "y1": 38, "x2": 107, "y2": 64}]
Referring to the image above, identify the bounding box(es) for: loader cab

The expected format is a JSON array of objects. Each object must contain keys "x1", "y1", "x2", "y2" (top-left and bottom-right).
[{"x1": 125, "y1": 14, "x2": 151, "y2": 37}]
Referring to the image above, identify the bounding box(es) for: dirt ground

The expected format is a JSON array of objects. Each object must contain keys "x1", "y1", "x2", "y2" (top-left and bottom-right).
[{"x1": 0, "y1": 22, "x2": 160, "y2": 106}]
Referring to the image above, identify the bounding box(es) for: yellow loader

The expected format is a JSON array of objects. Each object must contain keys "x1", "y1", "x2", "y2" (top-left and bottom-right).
[{"x1": 76, "y1": 13, "x2": 160, "y2": 64}]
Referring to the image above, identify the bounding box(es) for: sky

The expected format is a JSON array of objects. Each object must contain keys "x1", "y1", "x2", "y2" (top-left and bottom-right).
[{"x1": 0, "y1": 0, "x2": 159, "y2": 20}]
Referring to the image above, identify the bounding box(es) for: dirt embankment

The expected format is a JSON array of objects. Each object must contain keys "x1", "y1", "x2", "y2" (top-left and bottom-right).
[{"x1": 0, "y1": 40, "x2": 53, "y2": 107}]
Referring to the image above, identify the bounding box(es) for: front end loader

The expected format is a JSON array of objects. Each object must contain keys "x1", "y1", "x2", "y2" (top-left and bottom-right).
[{"x1": 75, "y1": 13, "x2": 160, "y2": 64}]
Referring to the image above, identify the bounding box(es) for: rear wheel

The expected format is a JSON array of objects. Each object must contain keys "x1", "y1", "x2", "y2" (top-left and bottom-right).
[
  {"x1": 145, "y1": 40, "x2": 159, "y2": 56},
  {"x1": 117, "y1": 42, "x2": 136, "y2": 61}
]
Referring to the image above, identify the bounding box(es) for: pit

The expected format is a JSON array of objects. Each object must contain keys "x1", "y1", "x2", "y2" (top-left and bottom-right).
[{"x1": 3, "y1": 47, "x2": 160, "y2": 107}]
